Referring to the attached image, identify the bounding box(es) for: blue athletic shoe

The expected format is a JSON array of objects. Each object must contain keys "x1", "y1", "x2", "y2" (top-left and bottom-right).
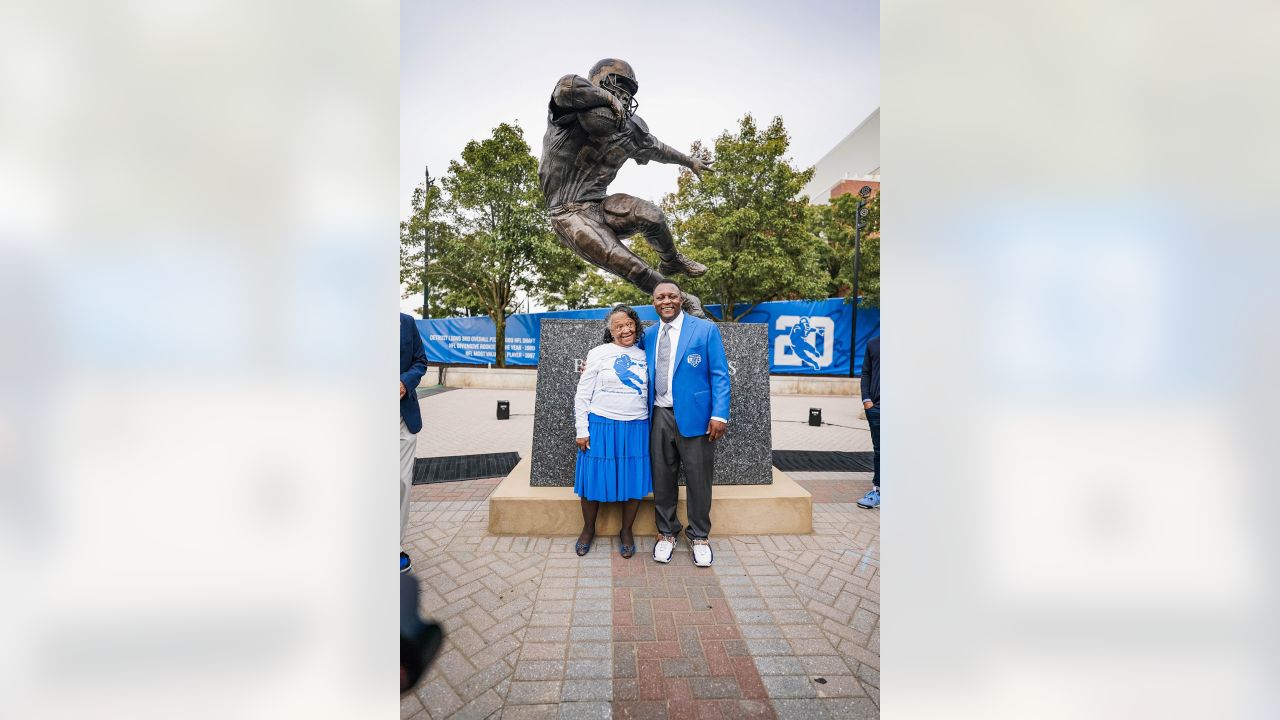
[
  {"x1": 857, "y1": 488, "x2": 880, "y2": 509},
  {"x1": 400, "y1": 551, "x2": 412, "y2": 574}
]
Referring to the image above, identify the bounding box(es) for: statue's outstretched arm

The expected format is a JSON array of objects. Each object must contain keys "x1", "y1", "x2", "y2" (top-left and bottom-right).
[{"x1": 642, "y1": 136, "x2": 714, "y2": 179}]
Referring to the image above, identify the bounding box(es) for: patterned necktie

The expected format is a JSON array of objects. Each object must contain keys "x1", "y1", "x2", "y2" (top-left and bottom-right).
[{"x1": 655, "y1": 323, "x2": 672, "y2": 397}]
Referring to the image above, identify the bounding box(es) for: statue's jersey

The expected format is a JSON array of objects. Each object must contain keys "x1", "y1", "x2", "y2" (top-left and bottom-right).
[{"x1": 539, "y1": 97, "x2": 662, "y2": 209}]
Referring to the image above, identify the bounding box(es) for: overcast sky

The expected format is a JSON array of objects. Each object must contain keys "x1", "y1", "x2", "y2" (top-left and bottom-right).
[{"x1": 401, "y1": 0, "x2": 879, "y2": 220}]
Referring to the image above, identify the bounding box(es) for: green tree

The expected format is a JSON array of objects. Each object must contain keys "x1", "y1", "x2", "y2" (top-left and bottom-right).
[
  {"x1": 594, "y1": 265, "x2": 656, "y2": 308},
  {"x1": 660, "y1": 114, "x2": 827, "y2": 321},
  {"x1": 401, "y1": 179, "x2": 474, "y2": 318},
  {"x1": 432, "y1": 122, "x2": 574, "y2": 366},
  {"x1": 815, "y1": 190, "x2": 880, "y2": 307},
  {"x1": 539, "y1": 266, "x2": 618, "y2": 310}
]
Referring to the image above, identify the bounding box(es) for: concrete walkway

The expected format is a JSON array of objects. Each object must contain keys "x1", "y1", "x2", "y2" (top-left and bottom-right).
[{"x1": 403, "y1": 389, "x2": 879, "y2": 720}]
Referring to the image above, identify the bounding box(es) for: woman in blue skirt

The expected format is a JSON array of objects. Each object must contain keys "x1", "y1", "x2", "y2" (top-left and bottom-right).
[{"x1": 573, "y1": 304, "x2": 652, "y2": 558}]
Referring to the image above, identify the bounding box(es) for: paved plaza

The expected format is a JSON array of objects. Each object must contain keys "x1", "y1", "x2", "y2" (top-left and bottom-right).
[{"x1": 403, "y1": 387, "x2": 879, "y2": 720}]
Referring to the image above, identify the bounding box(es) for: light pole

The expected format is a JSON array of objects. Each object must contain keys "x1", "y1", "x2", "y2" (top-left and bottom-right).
[
  {"x1": 848, "y1": 184, "x2": 873, "y2": 378},
  {"x1": 421, "y1": 166, "x2": 433, "y2": 319}
]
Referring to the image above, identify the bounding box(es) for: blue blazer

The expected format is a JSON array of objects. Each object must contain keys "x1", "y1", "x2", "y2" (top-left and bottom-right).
[
  {"x1": 400, "y1": 313, "x2": 428, "y2": 433},
  {"x1": 645, "y1": 313, "x2": 731, "y2": 437}
]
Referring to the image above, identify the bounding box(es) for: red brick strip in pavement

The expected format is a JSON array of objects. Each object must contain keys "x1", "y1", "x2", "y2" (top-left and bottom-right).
[{"x1": 611, "y1": 549, "x2": 776, "y2": 720}]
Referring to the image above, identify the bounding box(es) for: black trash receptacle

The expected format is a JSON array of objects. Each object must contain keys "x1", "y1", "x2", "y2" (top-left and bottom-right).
[
  {"x1": 497, "y1": 400, "x2": 510, "y2": 420},
  {"x1": 808, "y1": 408, "x2": 822, "y2": 426}
]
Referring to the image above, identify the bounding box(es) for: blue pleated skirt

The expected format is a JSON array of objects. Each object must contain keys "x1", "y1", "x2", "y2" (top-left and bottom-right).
[{"x1": 574, "y1": 413, "x2": 653, "y2": 502}]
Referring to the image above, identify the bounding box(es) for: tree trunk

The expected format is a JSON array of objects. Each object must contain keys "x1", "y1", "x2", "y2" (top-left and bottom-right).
[{"x1": 494, "y1": 312, "x2": 507, "y2": 368}]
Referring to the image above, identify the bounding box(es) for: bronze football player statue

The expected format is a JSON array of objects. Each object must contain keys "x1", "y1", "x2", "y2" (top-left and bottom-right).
[{"x1": 538, "y1": 58, "x2": 712, "y2": 316}]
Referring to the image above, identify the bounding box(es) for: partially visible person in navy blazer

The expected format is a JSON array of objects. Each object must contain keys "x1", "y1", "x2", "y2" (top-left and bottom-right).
[
  {"x1": 645, "y1": 280, "x2": 730, "y2": 568},
  {"x1": 400, "y1": 313, "x2": 428, "y2": 573},
  {"x1": 857, "y1": 335, "x2": 880, "y2": 509}
]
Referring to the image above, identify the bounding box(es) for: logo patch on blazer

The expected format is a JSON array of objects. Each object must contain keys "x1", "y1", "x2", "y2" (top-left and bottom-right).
[{"x1": 686, "y1": 353, "x2": 702, "y2": 368}]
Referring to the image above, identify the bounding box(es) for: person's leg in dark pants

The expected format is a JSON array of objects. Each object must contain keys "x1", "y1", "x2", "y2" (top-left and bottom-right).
[
  {"x1": 867, "y1": 406, "x2": 880, "y2": 489},
  {"x1": 858, "y1": 406, "x2": 881, "y2": 509},
  {"x1": 674, "y1": 432, "x2": 715, "y2": 540},
  {"x1": 650, "y1": 406, "x2": 683, "y2": 538}
]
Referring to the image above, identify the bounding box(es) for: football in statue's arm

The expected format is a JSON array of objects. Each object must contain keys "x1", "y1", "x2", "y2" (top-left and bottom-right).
[{"x1": 578, "y1": 106, "x2": 618, "y2": 136}]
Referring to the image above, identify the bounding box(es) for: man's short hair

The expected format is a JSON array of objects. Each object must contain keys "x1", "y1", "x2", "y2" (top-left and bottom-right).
[{"x1": 652, "y1": 279, "x2": 682, "y2": 295}]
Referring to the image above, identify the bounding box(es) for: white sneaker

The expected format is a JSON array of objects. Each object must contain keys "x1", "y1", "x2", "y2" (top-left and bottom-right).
[
  {"x1": 691, "y1": 539, "x2": 714, "y2": 567},
  {"x1": 653, "y1": 535, "x2": 676, "y2": 563}
]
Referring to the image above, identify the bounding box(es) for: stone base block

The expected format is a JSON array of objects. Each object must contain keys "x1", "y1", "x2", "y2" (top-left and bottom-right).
[
  {"x1": 436, "y1": 366, "x2": 537, "y2": 390},
  {"x1": 769, "y1": 375, "x2": 860, "y2": 397},
  {"x1": 488, "y1": 458, "x2": 812, "y2": 536}
]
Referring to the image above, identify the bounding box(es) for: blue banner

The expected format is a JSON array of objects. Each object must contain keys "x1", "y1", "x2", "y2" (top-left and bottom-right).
[{"x1": 417, "y1": 299, "x2": 878, "y2": 375}]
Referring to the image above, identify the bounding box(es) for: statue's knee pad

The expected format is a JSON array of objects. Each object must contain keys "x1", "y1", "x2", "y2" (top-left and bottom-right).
[
  {"x1": 633, "y1": 202, "x2": 668, "y2": 228},
  {"x1": 604, "y1": 195, "x2": 663, "y2": 225}
]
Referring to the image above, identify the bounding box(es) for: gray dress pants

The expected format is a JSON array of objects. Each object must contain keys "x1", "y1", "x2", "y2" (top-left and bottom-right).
[
  {"x1": 400, "y1": 419, "x2": 416, "y2": 544},
  {"x1": 650, "y1": 406, "x2": 715, "y2": 540}
]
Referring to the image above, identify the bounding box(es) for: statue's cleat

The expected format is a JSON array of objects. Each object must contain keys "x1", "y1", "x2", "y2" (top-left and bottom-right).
[
  {"x1": 659, "y1": 254, "x2": 707, "y2": 278},
  {"x1": 682, "y1": 292, "x2": 707, "y2": 318}
]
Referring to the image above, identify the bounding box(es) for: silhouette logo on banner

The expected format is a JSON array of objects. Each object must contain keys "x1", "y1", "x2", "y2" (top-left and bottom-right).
[{"x1": 774, "y1": 316, "x2": 833, "y2": 370}]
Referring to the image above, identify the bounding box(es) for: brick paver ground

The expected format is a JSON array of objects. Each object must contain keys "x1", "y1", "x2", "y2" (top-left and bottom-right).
[{"x1": 403, "y1": 389, "x2": 878, "y2": 720}]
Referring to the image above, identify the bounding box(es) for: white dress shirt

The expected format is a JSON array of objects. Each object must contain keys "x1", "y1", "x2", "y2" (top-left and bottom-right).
[
  {"x1": 653, "y1": 311, "x2": 727, "y2": 424},
  {"x1": 652, "y1": 311, "x2": 684, "y2": 409}
]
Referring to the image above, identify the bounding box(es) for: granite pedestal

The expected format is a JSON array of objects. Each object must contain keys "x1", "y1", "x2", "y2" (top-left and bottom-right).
[{"x1": 529, "y1": 319, "x2": 774, "y2": 487}]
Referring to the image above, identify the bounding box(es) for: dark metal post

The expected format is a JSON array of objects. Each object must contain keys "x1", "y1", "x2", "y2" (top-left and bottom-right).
[
  {"x1": 421, "y1": 166, "x2": 432, "y2": 319},
  {"x1": 848, "y1": 184, "x2": 873, "y2": 377}
]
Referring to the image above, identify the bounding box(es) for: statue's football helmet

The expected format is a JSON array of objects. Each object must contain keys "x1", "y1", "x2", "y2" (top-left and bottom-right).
[{"x1": 588, "y1": 58, "x2": 639, "y2": 118}]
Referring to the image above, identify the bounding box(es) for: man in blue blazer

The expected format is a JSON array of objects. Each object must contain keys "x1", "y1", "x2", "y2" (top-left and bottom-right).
[
  {"x1": 400, "y1": 313, "x2": 428, "y2": 573},
  {"x1": 645, "y1": 280, "x2": 730, "y2": 567}
]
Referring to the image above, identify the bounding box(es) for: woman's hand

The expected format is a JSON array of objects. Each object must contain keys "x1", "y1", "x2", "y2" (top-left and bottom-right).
[{"x1": 576, "y1": 437, "x2": 590, "y2": 451}]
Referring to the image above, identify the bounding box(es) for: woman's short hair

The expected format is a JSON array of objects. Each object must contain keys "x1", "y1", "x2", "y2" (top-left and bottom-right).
[{"x1": 603, "y1": 304, "x2": 644, "y2": 347}]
